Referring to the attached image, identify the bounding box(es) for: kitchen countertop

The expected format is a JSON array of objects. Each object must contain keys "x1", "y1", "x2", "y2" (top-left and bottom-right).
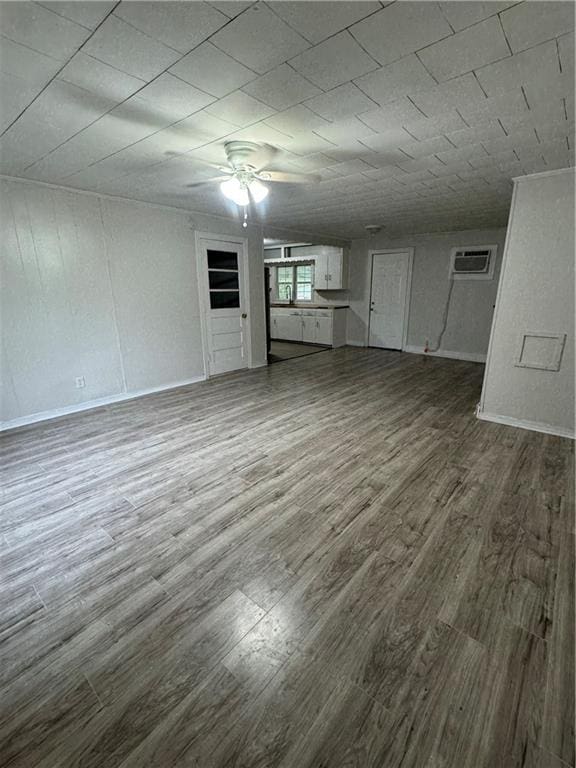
[{"x1": 270, "y1": 303, "x2": 349, "y2": 309}]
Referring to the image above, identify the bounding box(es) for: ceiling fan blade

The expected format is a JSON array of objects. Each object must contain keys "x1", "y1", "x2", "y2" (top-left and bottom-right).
[
  {"x1": 185, "y1": 175, "x2": 231, "y2": 188},
  {"x1": 249, "y1": 144, "x2": 280, "y2": 171},
  {"x1": 262, "y1": 171, "x2": 321, "y2": 184}
]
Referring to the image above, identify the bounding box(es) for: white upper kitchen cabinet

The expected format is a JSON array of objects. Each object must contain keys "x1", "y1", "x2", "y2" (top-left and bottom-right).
[
  {"x1": 311, "y1": 246, "x2": 348, "y2": 290},
  {"x1": 290, "y1": 245, "x2": 348, "y2": 291}
]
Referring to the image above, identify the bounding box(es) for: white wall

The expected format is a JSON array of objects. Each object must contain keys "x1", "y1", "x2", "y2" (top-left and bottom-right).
[
  {"x1": 0, "y1": 178, "x2": 266, "y2": 428},
  {"x1": 346, "y1": 227, "x2": 508, "y2": 361},
  {"x1": 479, "y1": 169, "x2": 575, "y2": 438}
]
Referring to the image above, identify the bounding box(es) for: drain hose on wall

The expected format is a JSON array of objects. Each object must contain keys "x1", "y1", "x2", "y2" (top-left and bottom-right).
[{"x1": 427, "y1": 278, "x2": 455, "y2": 354}]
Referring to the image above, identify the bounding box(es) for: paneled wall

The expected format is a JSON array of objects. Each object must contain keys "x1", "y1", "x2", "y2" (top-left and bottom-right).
[
  {"x1": 346, "y1": 227, "x2": 508, "y2": 361},
  {"x1": 1, "y1": 178, "x2": 266, "y2": 427},
  {"x1": 479, "y1": 169, "x2": 575, "y2": 437}
]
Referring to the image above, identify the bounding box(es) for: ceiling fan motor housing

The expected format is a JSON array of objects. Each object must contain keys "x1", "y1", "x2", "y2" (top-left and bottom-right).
[{"x1": 224, "y1": 141, "x2": 261, "y2": 171}]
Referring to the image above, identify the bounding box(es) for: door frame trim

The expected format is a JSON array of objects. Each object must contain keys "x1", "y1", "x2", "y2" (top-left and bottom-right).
[
  {"x1": 367, "y1": 248, "x2": 414, "y2": 351},
  {"x1": 195, "y1": 231, "x2": 252, "y2": 378}
]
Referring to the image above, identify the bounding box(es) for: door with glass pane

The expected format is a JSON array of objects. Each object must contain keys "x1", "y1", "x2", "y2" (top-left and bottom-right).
[{"x1": 198, "y1": 238, "x2": 249, "y2": 376}]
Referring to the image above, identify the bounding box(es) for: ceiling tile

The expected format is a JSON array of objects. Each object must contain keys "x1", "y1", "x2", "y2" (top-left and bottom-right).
[
  {"x1": 83, "y1": 15, "x2": 181, "y2": 80},
  {"x1": 350, "y1": 2, "x2": 453, "y2": 67},
  {"x1": 325, "y1": 158, "x2": 376, "y2": 177},
  {"x1": 474, "y1": 40, "x2": 560, "y2": 97},
  {"x1": 58, "y1": 52, "x2": 147, "y2": 102},
  {"x1": 418, "y1": 16, "x2": 510, "y2": 82},
  {"x1": 169, "y1": 42, "x2": 257, "y2": 98},
  {"x1": 210, "y1": 4, "x2": 310, "y2": 74},
  {"x1": 532, "y1": 119, "x2": 574, "y2": 143},
  {"x1": 397, "y1": 156, "x2": 444, "y2": 174},
  {"x1": 242, "y1": 64, "x2": 321, "y2": 110},
  {"x1": 64, "y1": 162, "x2": 128, "y2": 189},
  {"x1": 114, "y1": 1, "x2": 228, "y2": 54},
  {"x1": 134, "y1": 74, "x2": 216, "y2": 120},
  {"x1": 403, "y1": 110, "x2": 468, "y2": 140},
  {"x1": 37, "y1": 2, "x2": 116, "y2": 30},
  {"x1": 284, "y1": 152, "x2": 336, "y2": 171},
  {"x1": 171, "y1": 109, "x2": 239, "y2": 144},
  {"x1": 428, "y1": 161, "x2": 474, "y2": 177},
  {"x1": 225, "y1": 121, "x2": 296, "y2": 147},
  {"x1": 523, "y1": 70, "x2": 574, "y2": 114},
  {"x1": 410, "y1": 73, "x2": 487, "y2": 117},
  {"x1": 272, "y1": 130, "x2": 337, "y2": 156},
  {"x1": 264, "y1": 105, "x2": 330, "y2": 135},
  {"x1": 185, "y1": 140, "x2": 234, "y2": 167},
  {"x1": 209, "y1": 2, "x2": 254, "y2": 19},
  {"x1": 269, "y1": 1, "x2": 380, "y2": 44},
  {"x1": 0, "y1": 80, "x2": 116, "y2": 172},
  {"x1": 0, "y1": 72, "x2": 43, "y2": 132},
  {"x1": 23, "y1": 108, "x2": 163, "y2": 180},
  {"x1": 499, "y1": 99, "x2": 566, "y2": 133},
  {"x1": 444, "y1": 121, "x2": 507, "y2": 148},
  {"x1": 360, "y1": 148, "x2": 406, "y2": 166},
  {"x1": 435, "y1": 144, "x2": 489, "y2": 165},
  {"x1": 358, "y1": 98, "x2": 425, "y2": 132},
  {"x1": 458, "y1": 90, "x2": 529, "y2": 127},
  {"x1": 558, "y1": 31, "x2": 575, "y2": 73},
  {"x1": 398, "y1": 136, "x2": 455, "y2": 158},
  {"x1": 205, "y1": 90, "x2": 275, "y2": 126},
  {"x1": 360, "y1": 128, "x2": 414, "y2": 152},
  {"x1": 362, "y1": 163, "x2": 407, "y2": 180},
  {"x1": 304, "y1": 83, "x2": 376, "y2": 120},
  {"x1": 1, "y1": 2, "x2": 90, "y2": 59},
  {"x1": 438, "y1": 2, "x2": 516, "y2": 32},
  {"x1": 0, "y1": 37, "x2": 62, "y2": 87},
  {"x1": 478, "y1": 128, "x2": 540, "y2": 156},
  {"x1": 289, "y1": 31, "x2": 378, "y2": 91},
  {"x1": 354, "y1": 54, "x2": 436, "y2": 106},
  {"x1": 314, "y1": 116, "x2": 376, "y2": 143},
  {"x1": 500, "y1": 1, "x2": 575, "y2": 53}
]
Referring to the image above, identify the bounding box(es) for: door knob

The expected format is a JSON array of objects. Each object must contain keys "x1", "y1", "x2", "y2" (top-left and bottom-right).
[{"x1": 241, "y1": 312, "x2": 247, "y2": 318}]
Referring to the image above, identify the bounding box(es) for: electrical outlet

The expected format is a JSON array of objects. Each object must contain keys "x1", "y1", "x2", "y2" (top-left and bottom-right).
[{"x1": 75, "y1": 376, "x2": 85, "y2": 389}]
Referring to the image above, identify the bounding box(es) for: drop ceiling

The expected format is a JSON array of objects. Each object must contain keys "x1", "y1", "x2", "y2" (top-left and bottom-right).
[{"x1": 1, "y1": 0, "x2": 574, "y2": 238}]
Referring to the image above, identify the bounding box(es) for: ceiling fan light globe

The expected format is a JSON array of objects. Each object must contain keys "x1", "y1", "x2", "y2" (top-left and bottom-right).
[
  {"x1": 220, "y1": 177, "x2": 249, "y2": 206},
  {"x1": 249, "y1": 179, "x2": 269, "y2": 203}
]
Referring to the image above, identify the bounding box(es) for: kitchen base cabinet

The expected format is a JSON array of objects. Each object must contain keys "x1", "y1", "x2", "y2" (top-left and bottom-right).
[
  {"x1": 272, "y1": 313, "x2": 302, "y2": 341},
  {"x1": 315, "y1": 316, "x2": 333, "y2": 345},
  {"x1": 270, "y1": 307, "x2": 347, "y2": 347},
  {"x1": 302, "y1": 316, "x2": 317, "y2": 344}
]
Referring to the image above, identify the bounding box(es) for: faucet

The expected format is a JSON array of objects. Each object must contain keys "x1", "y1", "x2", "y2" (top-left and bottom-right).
[{"x1": 284, "y1": 284, "x2": 293, "y2": 304}]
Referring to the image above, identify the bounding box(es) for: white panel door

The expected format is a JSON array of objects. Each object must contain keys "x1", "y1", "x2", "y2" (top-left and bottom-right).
[
  {"x1": 368, "y1": 251, "x2": 410, "y2": 350},
  {"x1": 199, "y1": 238, "x2": 249, "y2": 376}
]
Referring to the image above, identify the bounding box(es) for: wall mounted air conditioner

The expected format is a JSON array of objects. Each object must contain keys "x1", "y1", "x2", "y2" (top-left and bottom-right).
[{"x1": 449, "y1": 245, "x2": 497, "y2": 280}]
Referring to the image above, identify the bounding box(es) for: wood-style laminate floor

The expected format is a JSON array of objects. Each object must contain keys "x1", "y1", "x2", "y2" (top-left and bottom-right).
[{"x1": 1, "y1": 348, "x2": 574, "y2": 768}]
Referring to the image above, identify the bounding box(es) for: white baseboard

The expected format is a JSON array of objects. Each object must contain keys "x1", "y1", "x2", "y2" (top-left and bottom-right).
[
  {"x1": 346, "y1": 340, "x2": 367, "y2": 347},
  {"x1": 250, "y1": 360, "x2": 268, "y2": 369},
  {"x1": 477, "y1": 410, "x2": 575, "y2": 439},
  {"x1": 404, "y1": 345, "x2": 487, "y2": 363},
  {"x1": 0, "y1": 375, "x2": 206, "y2": 432}
]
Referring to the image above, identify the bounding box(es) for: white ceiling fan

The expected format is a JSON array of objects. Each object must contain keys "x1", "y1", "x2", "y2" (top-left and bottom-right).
[{"x1": 186, "y1": 140, "x2": 320, "y2": 206}]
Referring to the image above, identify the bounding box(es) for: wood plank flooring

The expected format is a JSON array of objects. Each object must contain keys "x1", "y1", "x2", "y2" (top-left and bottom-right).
[{"x1": 1, "y1": 347, "x2": 574, "y2": 768}]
